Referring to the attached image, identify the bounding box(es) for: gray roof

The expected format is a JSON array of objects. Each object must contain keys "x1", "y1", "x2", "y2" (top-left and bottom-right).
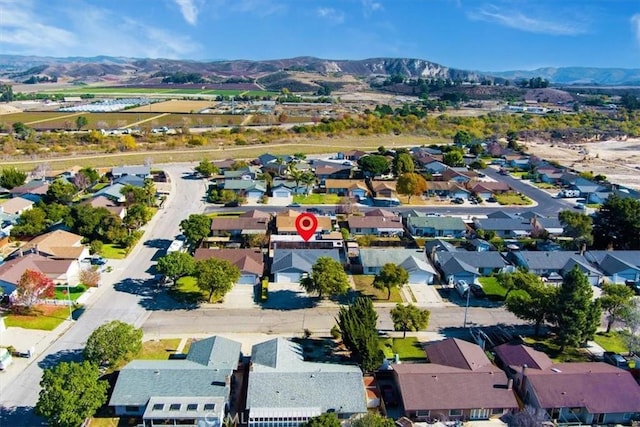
[
  {"x1": 535, "y1": 218, "x2": 563, "y2": 230},
  {"x1": 596, "y1": 253, "x2": 640, "y2": 275},
  {"x1": 586, "y1": 251, "x2": 640, "y2": 268},
  {"x1": 109, "y1": 336, "x2": 241, "y2": 407},
  {"x1": 486, "y1": 211, "x2": 515, "y2": 219},
  {"x1": 440, "y1": 257, "x2": 479, "y2": 276},
  {"x1": 114, "y1": 175, "x2": 146, "y2": 187},
  {"x1": 223, "y1": 180, "x2": 266, "y2": 192},
  {"x1": 424, "y1": 239, "x2": 457, "y2": 253},
  {"x1": 96, "y1": 183, "x2": 126, "y2": 200},
  {"x1": 509, "y1": 251, "x2": 589, "y2": 271},
  {"x1": 271, "y1": 249, "x2": 340, "y2": 274},
  {"x1": 408, "y1": 216, "x2": 467, "y2": 231},
  {"x1": 247, "y1": 338, "x2": 366, "y2": 414},
  {"x1": 360, "y1": 248, "x2": 435, "y2": 273},
  {"x1": 112, "y1": 166, "x2": 150, "y2": 176},
  {"x1": 437, "y1": 252, "x2": 508, "y2": 269},
  {"x1": 474, "y1": 218, "x2": 532, "y2": 232}
]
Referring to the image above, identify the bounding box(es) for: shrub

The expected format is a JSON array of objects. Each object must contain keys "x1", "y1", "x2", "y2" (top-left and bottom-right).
[{"x1": 330, "y1": 325, "x2": 341, "y2": 339}]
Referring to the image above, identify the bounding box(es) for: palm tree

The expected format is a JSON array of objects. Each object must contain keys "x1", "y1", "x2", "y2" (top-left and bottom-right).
[
  {"x1": 300, "y1": 171, "x2": 316, "y2": 195},
  {"x1": 288, "y1": 165, "x2": 304, "y2": 192}
]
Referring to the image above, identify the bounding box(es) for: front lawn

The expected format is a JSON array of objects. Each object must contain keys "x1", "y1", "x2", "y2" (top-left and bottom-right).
[
  {"x1": 494, "y1": 192, "x2": 533, "y2": 206},
  {"x1": 3, "y1": 305, "x2": 71, "y2": 330},
  {"x1": 522, "y1": 335, "x2": 591, "y2": 363},
  {"x1": 101, "y1": 243, "x2": 128, "y2": 259},
  {"x1": 54, "y1": 285, "x2": 87, "y2": 301},
  {"x1": 379, "y1": 337, "x2": 426, "y2": 362},
  {"x1": 593, "y1": 331, "x2": 629, "y2": 354},
  {"x1": 352, "y1": 275, "x2": 403, "y2": 303},
  {"x1": 533, "y1": 182, "x2": 559, "y2": 189},
  {"x1": 477, "y1": 277, "x2": 527, "y2": 301},
  {"x1": 293, "y1": 193, "x2": 342, "y2": 204},
  {"x1": 138, "y1": 339, "x2": 182, "y2": 359}
]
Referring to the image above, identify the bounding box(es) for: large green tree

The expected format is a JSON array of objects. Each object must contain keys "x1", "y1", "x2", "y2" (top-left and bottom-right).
[
  {"x1": 593, "y1": 194, "x2": 640, "y2": 250},
  {"x1": 555, "y1": 267, "x2": 602, "y2": 351},
  {"x1": 390, "y1": 303, "x2": 431, "y2": 338},
  {"x1": 123, "y1": 203, "x2": 152, "y2": 230},
  {"x1": 45, "y1": 179, "x2": 78, "y2": 205},
  {"x1": 300, "y1": 256, "x2": 349, "y2": 298},
  {"x1": 336, "y1": 296, "x2": 383, "y2": 372},
  {"x1": 195, "y1": 159, "x2": 218, "y2": 178},
  {"x1": 83, "y1": 320, "x2": 143, "y2": 368},
  {"x1": 600, "y1": 283, "x2": 635, "y2": 333},
  {"x1": 453, "y1": 129, "x2": 472, "y2": 145},
  {"x1": 156, "y1": 251, "x2": 195, "y2": 284},
  {"x1": 0, "y1": 167, "x2": 27, "y2": 189},
  {"x1": 11, "y1": 207, "x2": 48, "y2": 237},
  {"x1": 505, "y1": 275, "x2": 558, "y2": 336},
  {"x1": 358, "y1": 154, "x2": 390, "y2": 177},
  {"x1": 396, "y1": 172, "x2": 428, "y2": 203},
  {"x1": 442, "y1": 148, "x2": 464, "y2": 167},
  {"x1": 373, "y1": 263, "x2": 409, "y2": 299},
  {"x1": 558, "y1": 210, "x2": 593, "y2": 248},
  {"x1": 36, "y1": 361, "x2": 108, "y2": 427},
  {"x1": 75, "y1": 115, "x2": 88, "y2": 131},
  {"x1": 300, "y1": 413, "x2": 340, "y2": 427},
  {"x1": 392, "y1": 149, "x2": 414, "y2": 176},
  {"x1": 179, "y1": 214, "x2": 212, "y2": 247},
  {"x1": 195, "y1": 258, "x2": 240, "y2": 302},
  {"x1": 351, "y1": 413, "x2": 395, "y2": 427},
  {"x1": 497, "y1": 270, "x2": 542, "y2": 300}
]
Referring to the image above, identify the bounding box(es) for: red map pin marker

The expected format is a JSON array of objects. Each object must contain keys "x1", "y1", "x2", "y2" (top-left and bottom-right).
[{"x1": 295, "y1": 212, "x2": 318, "y2": 241}]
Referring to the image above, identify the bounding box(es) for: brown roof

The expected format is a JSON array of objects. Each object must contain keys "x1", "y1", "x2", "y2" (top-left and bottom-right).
[
  {"x1": 240, "y1": 209, "x2": 271, "y2": 219},
  {"x1": 9, "y1": 181, "x2": 49, "y2": 196},
  {"x1": 1, "y1": 197, "x2": 34, "y2": 215},
  {"x1": 394, "y1": 363, "x2": 518, "y2": 411},
  {"x1": 0, "y1": 253, "x2": 73, "y2": 285},
  {"x1": 348, "y1": 215, "x2": 403, "y2": 230},
  {"x1": 470, "y1": 181, "x2": 511, "y2": 193},
  {"x1": 275, "y1": 210, "x2": 332, "y2": 233},
  {"x1": 425, "y1": 338, "x2": 491, "y2": 371},
  {"x1": 365, "y1": 208, "x2": 396, "y2": 217},
  {"x1": 524, "y1": 362, "x2": 640, "y2": 413},
  {"x1": 193, "y1": 248, "x2": 264, "y2": 276},
  {"x1": 493, "y1": 343, "x2": 553, "y2": 370},
  {"x1": 442, "y1": 169, "x2": 478, "y2": 181},
  {"x1": 324, "y1": 179, "x2": 368, "y2": 191},
  {"x1": 27, "y1": 230, "x2": 85, "y2": 259},
  {"x1": 87, "y1": 195, "x2": 119, "y2": 208},
  {"x1": 370, "y1": 180, "x2": 396, "y2": 191},
  {"x1": 210, "y1": 216, "x2": 269, "y2": 232},
  {"x1": 314, "y1": 164, "x2": 351, "y2": 175}
]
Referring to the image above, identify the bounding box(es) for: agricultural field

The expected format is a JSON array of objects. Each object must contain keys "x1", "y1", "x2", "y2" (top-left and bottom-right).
[
  {"x1": 127, "y1": 100, "x2": 215, "y2": 113},
  {"x1": 41, "y1": 86, "x2": 278, "y2": 98},
  {"x1": 0, "y1": 111, "x2": 160, "y2": 130}
]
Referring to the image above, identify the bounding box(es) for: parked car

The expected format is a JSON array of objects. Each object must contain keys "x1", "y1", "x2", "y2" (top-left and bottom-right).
[
  {"x1": 380, "y1": 384, "x2": 398, "y2": 407},
  {"x1": 287, "y1": 202, "x2": 301, "y2": 207},
  {"x1": 603, "y1": 352, "x2": 628, "y2": 369},
  {"x1": 90, "y1": 256, "x2": 106, "y2": 266},
  {"x1": 452, "y1": 198, "x2": 464, "y2": 204},
  {"x1": 470, "y1": 283, "x2": 486, "y2": 298},
  {"x1": 625, "y1": 280, "x2": 640, "y2": 296},
  {"x1": 487, "y1": 197, "x2": 497, "y2": 203},
  {"x1": 224, "y1": 200, "x2": 239, "y2": 208},
  {"x1": 455, "y1": 280, "x2": 470, "y2": 297}
]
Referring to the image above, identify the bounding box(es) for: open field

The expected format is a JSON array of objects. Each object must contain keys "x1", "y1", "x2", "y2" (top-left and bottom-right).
[
  {"x1": 525, "y1": 138, "x2": 640, "y2": 190},
  {"x1": 40, "y1": 86, "x2": 278, "y2": 97},
  {"x1": 128, "y1": 100, "x2": 215, "y2": 113},
  {"x1": 0, "y1": 111, "x2": 160, "y2": 129}
]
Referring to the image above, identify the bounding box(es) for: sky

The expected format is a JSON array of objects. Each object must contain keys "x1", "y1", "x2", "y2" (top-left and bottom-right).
[{"x1": 0, "y1": 0, "x2": 639, "y2": 71}]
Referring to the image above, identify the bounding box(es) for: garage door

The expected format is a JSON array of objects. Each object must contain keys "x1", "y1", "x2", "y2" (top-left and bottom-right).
[
  {"x1": 273, "y1": 190, "x2": 290, "y2": 198},
  {"x1": 409, "y1": 273, "x2": 433, "y2": 285},
  {"x1": 237, "y1": 274, "x2": 257, "y2": 285},
  {"x1": 276, "y1": 272, "x2": 302, "y2": 283}
]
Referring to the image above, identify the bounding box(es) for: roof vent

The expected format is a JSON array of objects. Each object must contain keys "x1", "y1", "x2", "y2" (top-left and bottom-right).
[
  {"x1": 551, "y1": 368, "x2": 562, "y2": 373},
  {"x1": 154, "y1": 370, "x2": 160, "y2": 375}
]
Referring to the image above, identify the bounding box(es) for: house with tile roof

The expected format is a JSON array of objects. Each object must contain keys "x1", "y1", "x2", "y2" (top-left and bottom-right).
[
  {"x1": 406, "y1": 216, "x2": 467, "y2": 238},
  {"x1": 393, "y1": 338, "x2": 518, "y2": 422},
  {"x1": 193, "y1": 248, "x2": 264, "y2": 285},
  {"x1": 109, "y1": 336, "x2": 241, "y2": 423},
  {"x1": 359, "y1": 248, "x2": 437, "y2": 284},
  {"x1": 271, "y1": 248, "x2": 341, "y2": 283},
  {"x1": 246, "y1": 338, "x2": 367, "y2": 426},
  {"x1": 494, "y1": 343, "x2": 640, "y2": 425}
]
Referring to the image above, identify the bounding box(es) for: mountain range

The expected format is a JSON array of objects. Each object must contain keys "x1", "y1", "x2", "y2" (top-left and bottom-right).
[{"x1": 0, "y1": 55, "x2": 639, "y2": 86}]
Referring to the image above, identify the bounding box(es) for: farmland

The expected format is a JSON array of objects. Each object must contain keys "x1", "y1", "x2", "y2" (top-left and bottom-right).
[
  {"x1": 128, "y1": 100, "x2": 215, "y2": 113},
  {"x1": 40, "y1": 86, "x2": 278, "y2": 98}
]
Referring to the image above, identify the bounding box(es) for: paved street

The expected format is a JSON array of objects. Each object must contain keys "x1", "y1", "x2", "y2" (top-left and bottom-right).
[{"x1": 0, "y1": 164, "x2": 207, "y2": 426}]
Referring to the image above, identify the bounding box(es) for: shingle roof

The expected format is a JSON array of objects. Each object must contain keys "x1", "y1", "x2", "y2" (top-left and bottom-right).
[
  {"x1": 0, "y1": 253, "x2": 73, "y2": 286},
  {"x1": 474, "y1": 218, "x2": 532, "y2": 232},
  {"x1": 493, "y1": 343, "x2": 553, "y2": 370},
  {"x1": 271, "y1": 249, "x2": 340, "y2": 274},
  {"x1": 440, "y1": 256, "x2": 479, "y2": 276},
  {"x1": 347, "y1": 215, "x2": 403, "y2": 230},
  {"x1": 275, "y1": 210, "x2": 331, "y2": 233},
  {"x1": 193, "y1": 248, "x2": 264, "y2": 276},
  {"x1": 424, "y1": 239, "x2": 457, "y2": 253},
  {"x1": 210, "y1": 216, "x2": 269, "y2": 233},
  {"x1": 0, "y1": 197, "x2": 34, "y2": 215},
  {"x1": 426, "y1": 338, "x2": 490, "y2": 371},
  {"x1": 437, "y1": 252, "x2": 508, "y2": 269},
  {"x1": 408, "y1": 216, "x2": 467, "y2": 231},
  {"x1": 247, "y1": 338, "x2": 366, "y2": 414},
  {"x1": 223, "y1": 180, "x2": 266, "y2": 192},
  {"x1": 359, "y1": 249, "x2": 435, "y2": 273},
  {"x1": 112, "y1": 166, "x2": 150, "y2": 176},
  {"x1": 597, "y1": 253, "x2": 640, "y2": 275},
  {"x1": 185, "y1": 336, "x2": 241, "y2": 369},
  {"x1": 509, "y1": 251, "x2": 589, "y2": 271},
  {"x1": 27, "y1": 230, "x2": 84, "y2": 259},
  {"x1": 525, "y1": 362, "x2": 640, "y2": 413}
]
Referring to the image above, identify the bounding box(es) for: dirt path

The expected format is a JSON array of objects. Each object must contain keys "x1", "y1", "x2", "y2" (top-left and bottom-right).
[
  {"x1": 121, "y1": 112, "x2": 170, "y2": 129},
  {"x1": 240, "y1": 114, "x2": 253, "y2": 126},
  {"x1": 24, "y1": 112, "x2": 82, "y2": 125}
]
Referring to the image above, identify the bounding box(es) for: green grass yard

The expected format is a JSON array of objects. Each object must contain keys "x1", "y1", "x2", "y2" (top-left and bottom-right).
[
  {"x1": 293, "y1": 193, "x2": 342, "y2": 204},
  {"x1": 100, "y1": 243, "x2": 128, "y2": 259},
  {"x1": 494, "y1": 192, "x2": 533, "y2": 206},
  {"x1": 379, "y1": 337, "x2": 427, "y2": 362},
  {"x1": 477, "y1": 277, "x2": 527, "y2": 301},
  {"x1": 593, "y1": 331, "x2": 629, "y2": 354},
  {"x1": 138, "y1": 339, "x2": 182, "y2": 359},
  {"x1": 522, "y1": 336, "x2": 591, "y2": 363},
  {"x1": 54, "y1": 285, "x2": 87, "y2": 301},
  {"x1": 352, "y1": 275, "x2": 403, "y2": 303},
  {"x1": 4, "y1": 305, "x2": 71, "y2": 330}
]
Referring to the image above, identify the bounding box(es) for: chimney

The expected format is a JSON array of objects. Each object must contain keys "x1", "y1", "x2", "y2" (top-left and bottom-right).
[
  {"x1": 580, "y1": 242, "x2": 586, "y2": 256},
  {"x1": 507, "y1": 378, "x2": 513, "y2": 390},
  {"x1": 35, "y1": 244, "x2": 39, "y2": 255}
]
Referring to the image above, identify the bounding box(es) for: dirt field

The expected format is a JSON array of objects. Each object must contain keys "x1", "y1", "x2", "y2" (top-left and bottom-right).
[
  {"x1": 525, "y1": 138, "x2": 640, "y2": 190},
  {"x1": 127, "y1": 100, "x2": 215, "y2": 113}
]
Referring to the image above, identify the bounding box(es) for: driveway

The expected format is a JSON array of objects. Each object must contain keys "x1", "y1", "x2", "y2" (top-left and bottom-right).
[{"x1": 406, "y1": 284, "x2": 450, "y2": 306}]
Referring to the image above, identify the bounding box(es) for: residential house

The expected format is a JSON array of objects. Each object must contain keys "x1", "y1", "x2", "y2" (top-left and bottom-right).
[
  {"x1": 271, "y1": 179, "x2": 308, "y2": 197},
  {"x1": 8, "y1": 180, "x2": 49, "y2": 199},
  {"x1": 406, "y1": 215, "x2": 467, "y2": 238},
  {"x1": 571, "y1": 178, "x2": 606, "y2": 198},
  {"x1": 359, "y1": 248, "x2": 437, "y2": 284},
  {"x1": 531, "y1": 217, "x2": 565, "y2": 237},
  {"x1": 585, "y1": 251, "x2": 640, "y2": 284},
  {"x1": 223, "y1": 180, "x2": 267, "y2": 199},
  {"x1": 434, "y1": 251, "x2": 509, "y2": 285},
  {"x1": 193, "y1": 248, "x2": 264, "y2": 285},
  {"x1": 113, "y1": 174, "x2": 146, "y2": 188},
  {"x1": 424, "y1": 239, "x2": 458, "y2": 257},
  {"x1": 393, "y1": 338, "x2": 518, "y2": 422},
  {"x1": 223, "y1": 167, "x2": 260, "y2": 181},
  {"x1": 96, "y1": 183, "x2": 127, "y2": 204},
  {"x1": 324, "y1": 179, "x2": 369, "y2": 200},
  {"x1": 559, "y1": 172, "x2": 580, "y2": 187},
  {"x1": 315, "y1": 162, "x2": 352, "y2": 185},
  {"x1": 0, "y1": 212, "x2": 18, "y2": 248},
  {"x1": 0, "y1": 196, "x2": 34, "y2": 216},
  {"x1": 246, "y1": 338, "x2": 367, "y2": 426},
  {"x1": 210, "y1": 210, "x2": 270, "y2": 238},
  {"x1": 275, "y1": 210, "x2": 332, "y2": 236},
  {"x1": 422, "y1": 160, "x2": 449, "y2": 175},
  {"x1": 258, "y1": 153, "x2": 292, "y2": 167},
  {"x1": 468, "y1": 238, "x2": 493, "y2": 252},
  {"x1": 506, "y1": 156, "x2": 530, "y2": 169},
  {"x1": 495, "y1": 343, "x2": 640, "y2": 425},
  {"x1": 537, "y1": 167, "x2": 564, "y2": 184},
  {"x1": 473, "y1": 218, "x2": 533, "y2": 238},
  {"x1": 468, "y1": 182, "x2": 511, "y2": 200},
  {"x1": 370, "y1": 181, "x2": 397, "y2": 199},
  {"x1": 506, "y1": 251, "x2": 602, "y2": 286},
  {"x1": 341, "y1": 150, "x2": 367, "y2": 161},
  {"x1": 441, "y1": 169, "x2": 477, "y2": 184},
  {"x1": 424, "y1": 182, "x2": 470, "y2": 200},
  {"x1": 111, "y1": 166, "x2": 151, "y2": 179},
  {"x1": 271, "y1": 248, "x2": 341, "y2": 283},
  {"x1": 85, "y1": 195, "x2": 127, "y2": 219},
  {"x1": 0, "y1": 253, "x2": 81, "y2": 296},
  {"x1": 212, "y1": 159, "x2": 236, "y2": 173},
  {"x1": 347, "y1": 209, "x2": 403, "y2": 237},
  {"x1": 109, "y1": 336, "x2": 242, "y2": 426},
  {"x1": 27, "y1": 230, "x2": 89, "y2": 261}
]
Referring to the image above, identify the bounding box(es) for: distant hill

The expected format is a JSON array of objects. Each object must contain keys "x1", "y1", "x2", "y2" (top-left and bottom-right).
[{"x1": 489, "y1": 67, "x2": 640, "y2": 86}]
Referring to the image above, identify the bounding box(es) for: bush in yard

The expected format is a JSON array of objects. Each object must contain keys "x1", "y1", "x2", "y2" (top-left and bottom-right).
[
  {"x1": 83, "y1": 320, "x2": 143, "y2": 368},
  {"x1": 79, "y1": 267, "x2": 101, "y2": 287}
]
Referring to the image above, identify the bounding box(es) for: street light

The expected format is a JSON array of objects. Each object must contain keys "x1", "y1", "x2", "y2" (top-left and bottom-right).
[
  {"x1": 463, "y1": 286, "x2": 471, "y2": 328},
  {"x1": 66, "y1": 282, "x2": 73, "y2": 321}
]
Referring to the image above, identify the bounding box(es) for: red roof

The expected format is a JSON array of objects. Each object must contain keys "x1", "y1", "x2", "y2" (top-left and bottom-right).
[{"x1": 193, "y1": 248, "x2": 264, "y2": 277}]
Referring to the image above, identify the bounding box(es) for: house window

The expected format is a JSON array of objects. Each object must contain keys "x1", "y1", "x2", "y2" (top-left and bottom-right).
[
  {"x1": 169, "y1": 403, "x2": 181, "y2": 411},
  {"x1": 491, "y1": 408, "x2": 503, "y2": 415},
  {"x1": 203, "y1": 403, "x2": 216, "y2": 411},
  {"x1": 152, "y1": 404, "x2": 164, "y2": 411},
  {"x1": 415, "y1": 410, "x2": 430, "y2": 418},
  {"x1": 186, "y1": 403, "x2": 198, "y2": 411},
  {"x1": 470, "y1": 408, "x2": 490, "y2": 419},
  {"x1": 125, "y1": 406, "x2": 139, "y2": 413},
  {"x1": 449, "y1": 409, "x2": 462, "y2": 417}
]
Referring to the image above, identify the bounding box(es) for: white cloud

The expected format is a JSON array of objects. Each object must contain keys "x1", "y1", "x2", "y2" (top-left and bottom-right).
[
  {"x1": 632, "y1": 14, "x2": 640, "y2": 46},
  {"x1": 468, "y1": 4, "x2": 588, "y2": 36},
  {"x1": 174, "y1": 0, "x2": 199, "y2": 25},
  {"x1": 316, "y1": 7, "x2": 345, "y2": 24},
  {"x1": 362, "y1": 0, "x2": 383, "y2": 17}
]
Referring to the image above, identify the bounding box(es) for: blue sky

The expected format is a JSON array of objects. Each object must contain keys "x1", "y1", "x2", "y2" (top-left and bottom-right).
[{"x1": 1, "y1": 0, "x2": 639, "y2": 71}]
